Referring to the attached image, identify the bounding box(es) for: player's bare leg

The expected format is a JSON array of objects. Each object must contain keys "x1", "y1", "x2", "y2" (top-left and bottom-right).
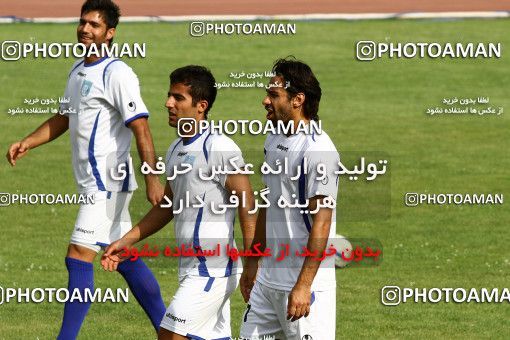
[
  {"x1": 67, "y1": 243, "x2": 97, "y2": 262},
  {"x1": 158, "y1": 328, "x2": 188, "y2": 340}
]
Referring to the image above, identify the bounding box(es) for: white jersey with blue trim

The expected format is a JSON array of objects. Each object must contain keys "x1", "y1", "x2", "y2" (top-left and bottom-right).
[
  {"x1": 165, "y1": 129, "x2": 244, "y2": 278},
  {"x1": 60, "y1": 56, "x2": 149, "y2": 194},
  {"x1": 258, "y1": 128, "x2": 340, "y2": 292}
]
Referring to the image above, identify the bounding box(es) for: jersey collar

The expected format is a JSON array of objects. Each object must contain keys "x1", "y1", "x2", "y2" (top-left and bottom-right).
[
  {"x1": 182, "y1": 129, "x2": 206, "y2": 146},
  {"x1": 84, "y1": 56, "x2": 109, "y2": 67}
]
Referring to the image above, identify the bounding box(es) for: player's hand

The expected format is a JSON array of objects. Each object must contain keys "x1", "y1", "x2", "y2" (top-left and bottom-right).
[
  {"x1": 146, "y1": 179, "x2": 164, "y2": 206},
  {"x1": 240, "y1": 259, "x2": 258, "y2": 302},
  {"x1": 6, "y1": 141, "x2": 30, "y2": 166},
  {"x1": 101, "y1": 238, "x2": 133, "y2": 272},
  {"x1": 287, "y1": 283, "x2": 312, "y2": 322}
]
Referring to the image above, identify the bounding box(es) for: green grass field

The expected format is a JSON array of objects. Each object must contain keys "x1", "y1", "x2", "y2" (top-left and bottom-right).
[{"x1": 1, "y1": 18, "x2": 509, "y2": 339}]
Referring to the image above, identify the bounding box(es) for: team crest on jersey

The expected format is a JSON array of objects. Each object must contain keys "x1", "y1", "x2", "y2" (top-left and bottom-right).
[
  {"x1": 81, "y1": 80, "x2": 93, "y2": 97},
  {"x1": 183, "y1": 154, "x2": 196, "y2": 165}
]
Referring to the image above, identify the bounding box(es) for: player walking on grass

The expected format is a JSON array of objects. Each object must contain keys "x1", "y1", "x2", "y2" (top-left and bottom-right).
[
  {"x1": 101, "y1": 65, "x2": 257, "y2": 340},
  {"x1": 239, "y1": 58, "x2": 340, "y2": 340},
  {"x1": 6, "y1": 1, "x2": 166, "y2": 338}
]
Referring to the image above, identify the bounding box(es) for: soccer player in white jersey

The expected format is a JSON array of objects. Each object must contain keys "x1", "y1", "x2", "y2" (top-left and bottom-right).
[
  {"x1": 6, "y1": 1, "x2": 166, "y2": 338},
  {"x1": 101, "y1": 65, "x2": 257, "y2": 340},
  {"x1": 239, "y1": 58, "x2": 340, "y2": 340}
]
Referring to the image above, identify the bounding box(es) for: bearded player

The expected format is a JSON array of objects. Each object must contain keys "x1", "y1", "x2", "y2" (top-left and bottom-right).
[{"x1": 240, "y1": 58, "x2": 339, "y2": 340}]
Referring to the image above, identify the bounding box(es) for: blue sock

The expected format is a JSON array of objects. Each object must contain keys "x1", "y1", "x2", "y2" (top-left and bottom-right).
[
  {"x1": 117, "y1": 258, "x2": 166, "y2": 332},
  {"x1": 57, "y1": 257, "x2": 94, "y2": 340}
]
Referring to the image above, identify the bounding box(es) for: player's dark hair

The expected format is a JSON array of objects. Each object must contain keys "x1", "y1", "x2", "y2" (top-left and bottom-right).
[
  {"x1": 272, "y1": 56, "x2": 322, "y2": 121},
  {"x1": 81, "y1": 0, "x2": 121, "y2": 29},
  {"x1": 170, "y1": 65, "x2": 217, "y2": 119}
]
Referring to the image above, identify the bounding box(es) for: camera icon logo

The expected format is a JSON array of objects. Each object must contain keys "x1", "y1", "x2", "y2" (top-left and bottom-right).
[
  {"x1": 177, "y1": 118, "x2": 197, "y2": 138},
  {"x1": 404, "y1": 193, "x2": 419, "y2": 207},
  {"x1": 381, "y1": 285, "x2": 401, "y2": 306},
  {"x1": 1, "y1": 41, "x2": 21, "y2": 61},
  {"x1": 356, "y1": 41, "x2": 376, "y2": 61},
  {"x1": 0, "y1": 193, "x2": 11, "y2": 206},
  {"x1": 190, "y1": 22, "x2": 206, "y2": 37}
]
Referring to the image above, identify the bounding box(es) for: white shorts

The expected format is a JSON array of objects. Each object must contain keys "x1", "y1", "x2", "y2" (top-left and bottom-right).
[
  {"x1": 160, "y1": 274, "x2": 240, "y2": 339},
  {"x1": 70, "y1": 191, "x2": 133, "y2": 252},
  {"x1": 240, "y1": 281, "x2": 336, "y2": 340}
]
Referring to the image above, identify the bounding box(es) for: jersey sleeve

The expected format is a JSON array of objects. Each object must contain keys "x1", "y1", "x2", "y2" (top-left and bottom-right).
[
  {"x1": 304, "y1": 145, "x2": 340, "y2": 200},
  {"x1": 106, "y1": 63, "x2": 149, "y2": 126},
  {"x1": 59, "y1": 61, "x2": 82, "y2": 116},
  {"x1": 209, "y1": 136, "x2": 246, "y2": 189}
]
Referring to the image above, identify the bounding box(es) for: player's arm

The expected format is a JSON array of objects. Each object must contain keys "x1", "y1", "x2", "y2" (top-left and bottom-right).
[
  {"x1": 6, "y1": 114, "x2": 69, "y2": 166},
  {"x1": 101, "y1": 181, "x2": 174, "y2": 271},
  {"x1": 239, "y1": 205, "x2": 266, "y2": 302},
  {"x1": 226, "y1": 172, "x2": 262, "y2": 297},
  {"x1": 287, "y1": 195, "x2": 332, "y2": 321},
  {"x1": 252, "y1": 206, "x2": 267, "y2": 251},
  {"x1": 225, "y1": 173, "x2": 257, "y2": 251},
  {"x1": 224, "y1": 174, "x2": 260, "y2": 303},
  {"x1": 129, "y1": 117, "x2": 165, "y2": 206}
]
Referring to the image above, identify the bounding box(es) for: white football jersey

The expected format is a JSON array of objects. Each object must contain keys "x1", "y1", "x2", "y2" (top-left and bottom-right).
[
  {"x1": 60, "y1": 57, "x2": 149, "y2": 194},
  {"x1": 165, "y1": 129, "x2": 245, "y2": 278},
  {"x1": 258, "y1": 128, "x2": 340, "y2": 291}
]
